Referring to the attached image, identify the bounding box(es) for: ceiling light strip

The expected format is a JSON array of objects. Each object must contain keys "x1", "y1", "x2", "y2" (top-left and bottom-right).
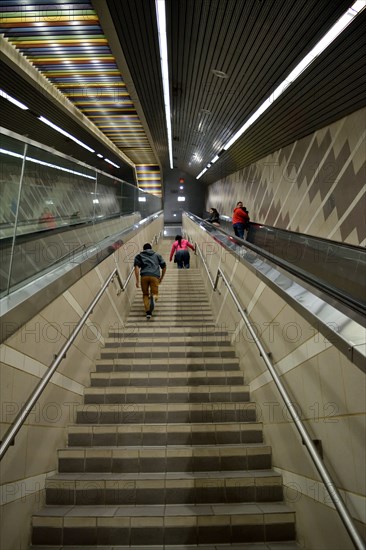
[
  {"x1": 38, "y1": 116, "x2": 95, "y2": 153},
  {"x1": 223, "y1": 0, "x2": 366, "y2": 151},
  {"x1": 196, "y1": 0, "x2": 365, "y2": 179},
  {"x1": 155, "y1": 0, "x2": 173, "y2": 169},
  {"x1": 0, "y1": 148, "x2": 95, "y2": 179},
  {"x1": 104, "y1": 158, "x2": 120, "y2": 168},
  {"x1": 0, "y1": 88, "x2": 29, "y2": 110}
]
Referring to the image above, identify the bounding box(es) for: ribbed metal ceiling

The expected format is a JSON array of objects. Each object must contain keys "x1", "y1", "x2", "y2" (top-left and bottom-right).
[
  {"x1": 104, "y1": 0, "x2": 365, "y2": 184},
  {"x1": 1, "y1": 0, "x2": 365, "y2": 189}
]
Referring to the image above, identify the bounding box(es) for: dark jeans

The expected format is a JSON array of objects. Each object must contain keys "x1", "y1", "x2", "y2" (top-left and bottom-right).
[
  {"x1": 175, "y1": 249, "x2": 190, "y2": 269},
  {"x1": 233, "y1": 223, "x2": 245, "y2": 239}
]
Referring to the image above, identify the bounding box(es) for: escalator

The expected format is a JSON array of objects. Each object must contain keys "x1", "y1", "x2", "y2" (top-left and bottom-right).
[{"x1": 195, "y1": 213, "x2": 366, "y2": 324}]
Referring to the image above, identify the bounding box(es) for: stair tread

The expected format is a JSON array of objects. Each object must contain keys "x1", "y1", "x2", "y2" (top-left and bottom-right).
[
  {"x1": 85, "y1": 385, "x2": 249, "y2": 392},
  {"x1": 33, "y1": 501, "x2": 295, "y2": 517},
  {"x1": 31, "y1": 544, "x2": 301, "y2": 550},
  {"x1": 91, "y1": 370, "x2": 244, "y2": 377},
  {"x1": 47, "y1": 469, "x2": 282, "y2": 481},
  {"x1": 76, "y1": 401, "x2": 257, "y2": 409},
  {"x1": 68, "y1": 421, "x2": 261, "y2": 428},
  {"x1": 59, "y1": 443, "x2": 271, "y2": 452}
]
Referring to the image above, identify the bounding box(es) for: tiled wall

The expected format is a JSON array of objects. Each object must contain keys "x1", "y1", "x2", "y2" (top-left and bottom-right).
[
  {"x1": 207, "y1": 107, "x2": 366, "y2": 246},
  {"x1": 184, "y1": 215, "x2": 365, "y2": 549},
  {"x1": 0, "y1": 216, "x2": 163, "y2": 550}
]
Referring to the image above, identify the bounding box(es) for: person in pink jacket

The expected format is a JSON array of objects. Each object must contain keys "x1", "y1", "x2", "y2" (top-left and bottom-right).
[{"x1": 169, "y1": 234, "x2": 195, "y2": 269}]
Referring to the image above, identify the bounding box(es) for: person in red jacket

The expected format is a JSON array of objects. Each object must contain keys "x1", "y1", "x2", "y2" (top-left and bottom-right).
[
  {"x1": 170, "y1": 235, "x2": 195, "y2": 269},
  {"x1": 232, "y1": 201, "x2": 249, "y2": 239}
]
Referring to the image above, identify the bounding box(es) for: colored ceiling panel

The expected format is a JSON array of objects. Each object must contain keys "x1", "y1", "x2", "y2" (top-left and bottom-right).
[
  {"x1": 0, "y1": 0, "x2": 162, "y2": 196},
  {"x1": 136, "y1": 165, "x2": 162, "y2": 198}
]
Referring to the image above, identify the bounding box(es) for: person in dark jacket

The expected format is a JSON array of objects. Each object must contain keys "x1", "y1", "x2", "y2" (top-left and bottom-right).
[
  {"x1": 134, "y1": 243, "x2": 166, "y2": 319},
  {"x1": 206, "y1": 208, "x2": 220, "y2": 226}
]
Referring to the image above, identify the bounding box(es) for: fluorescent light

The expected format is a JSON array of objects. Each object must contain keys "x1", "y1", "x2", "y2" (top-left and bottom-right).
[
  {"x1": 177, "y1": 196, "x2": 186, "y2": 202},
  {"x1": 38, "y1": 116, "x2": 95, "y2": 153},
  {"x1": 0, "y1": 148, "x2": 23, "y2": 159},
  {"x1": 196, "y1": 167, "x2": 208, "y2": 180},
  {"x1": 0, "y1": 148, "x2": 96, "y2": 179},
  {"x1": 155, "y1": 0, "x2": 173, "y2": 169},
  {"x1": 97, "y1": 153, "x2": 103, "y2": 158},
  {"x1": 0, "y1": 89, "x2": 29, "y2": 110},
  {"x1": 211, "y1": 155, "x2": 219, "y2": 163},
  {"x1": 93, "y1": 199, "x2": 99, "y2": 204},
  {"x1": 138, "y1": 196, "x2": 147, "y2": 202},
  {"x1": 104, "y1": 158, "x2": 120, "y2": 168},
  {"x1": 223, "y1": 0, "x2": 365, "y2": 152}
]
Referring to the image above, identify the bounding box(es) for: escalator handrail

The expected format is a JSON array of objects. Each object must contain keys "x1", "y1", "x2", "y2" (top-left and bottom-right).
[{"x1": 195, "y1": 214, "x2": 365, "y2": 317}]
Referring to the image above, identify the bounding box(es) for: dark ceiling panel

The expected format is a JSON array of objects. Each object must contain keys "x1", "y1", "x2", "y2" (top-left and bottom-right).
[
  {"x1": 1, "y1": 0, "x2": 365, "y2": 191},
  {"x1": 204, "y1": 8, "x2": 366, "y2": 183}
]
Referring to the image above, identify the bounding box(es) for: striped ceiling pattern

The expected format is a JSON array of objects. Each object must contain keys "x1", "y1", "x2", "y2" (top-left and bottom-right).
[
  {"x1": 135, "y1": 165, "x2": 162, "y2": 197},
  {"x1": 0, "y1": 0, "x2": 162, "y2": 196}
]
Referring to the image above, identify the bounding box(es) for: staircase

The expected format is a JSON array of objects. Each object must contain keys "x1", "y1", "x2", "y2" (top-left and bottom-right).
[{"x1": 31, "y1": 239, "x2": 297, "y2": 548}]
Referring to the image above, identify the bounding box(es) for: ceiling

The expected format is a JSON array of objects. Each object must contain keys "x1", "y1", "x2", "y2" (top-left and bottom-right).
[{"x1": 1, "y1": 0, "x2": 365, "y2": 191}]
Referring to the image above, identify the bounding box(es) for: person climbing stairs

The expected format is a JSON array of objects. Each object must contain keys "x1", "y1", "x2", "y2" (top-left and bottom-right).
[{"x1": 30, "y1": 239, "x2": 297, "y2": 548}]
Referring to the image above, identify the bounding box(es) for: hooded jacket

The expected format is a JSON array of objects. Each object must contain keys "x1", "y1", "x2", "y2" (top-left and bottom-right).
[{"x1": 133, "y1": 249, "x2": 166, "y2": 278}]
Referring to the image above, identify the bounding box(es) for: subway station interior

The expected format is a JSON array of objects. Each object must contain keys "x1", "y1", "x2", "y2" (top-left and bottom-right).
[{"x1": 0, "y1": 1, "x2": 365, "y2": 549}]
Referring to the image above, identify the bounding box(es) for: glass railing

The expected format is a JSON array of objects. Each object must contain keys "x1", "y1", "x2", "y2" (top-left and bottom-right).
[
  {"x1": 194, "y1": 213, "x2": 366, "y2": 317},
  {"x1": 247, "y1": 223, "x2": 366, "y2": 311},
  {"x1": 0, "y1": 129, "x2": 162, "y2": 296}
]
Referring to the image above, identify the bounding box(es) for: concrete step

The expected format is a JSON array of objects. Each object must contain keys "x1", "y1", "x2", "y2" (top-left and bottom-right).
[
  {"x1": 103, "y1": 337, "x2": 233, "y2": 347},
  {"x1": 31, "y1": 503, "x2": 296, "y2": 546},
  {"x1": 45, "y1": 470, "x2": 284, "y2": 506},
  {"x1": 95, "y1": 357, "x2": 241, "y2": 372},
  {"x1": 99, "y1": 348, "x2": 236, "y2": 359},
  {"x1": 75, "y1": 402, "x2": 258, "y2": 425},
  {"x1": 67, "y1": 422, "x2": 263, "y2": 447},
  {"x1": 90, "y1": 370, "x2": 245, "y2": 386},
  {"x1": 125, "y1": 315, "x2": 215, "y2": 323},
  {"x1": 124, "y1": 321, "x2": 217, "y2": 328},
  {"x1": 83, "y1": 385, "x2": 250, "y2": 405},
  {"x1": 31, "y1": 544, "x2": 302, "y2": 550},
  {"x1": 58, "y1": 445, "x2": 272, "y2": 473},
  {"x1": 108, "y1": 328, "x2": 232, "y2": 338}
]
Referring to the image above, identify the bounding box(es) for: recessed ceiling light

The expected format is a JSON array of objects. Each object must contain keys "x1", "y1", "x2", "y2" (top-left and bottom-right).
[{"x1": 212, "y1": 69, "x2": 228, "y2": 78}]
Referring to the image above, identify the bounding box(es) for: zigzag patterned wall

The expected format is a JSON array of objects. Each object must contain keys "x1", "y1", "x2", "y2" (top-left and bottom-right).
[{"x1": 207, "y1": 108, "x2": 366, "y2": 246}]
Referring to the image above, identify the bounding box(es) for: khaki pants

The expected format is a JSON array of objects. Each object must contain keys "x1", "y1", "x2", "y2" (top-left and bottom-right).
[{"x1": 140, "y1": 275, "x2": 160, "y2": 312}]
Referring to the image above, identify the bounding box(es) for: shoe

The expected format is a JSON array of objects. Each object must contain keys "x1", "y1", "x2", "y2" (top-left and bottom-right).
[
  {"x1": 146, "y1": 311, "x2": 152, "y2": 320},
  {"x1": 150, "y1": 295, "x2": 155, "y2": 313}
]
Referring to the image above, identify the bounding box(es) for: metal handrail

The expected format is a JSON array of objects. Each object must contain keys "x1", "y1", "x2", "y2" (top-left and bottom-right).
[
  {"x1": 195, "y1": 241, "x2": 364, "y2": 550},
  {"x1": 0, "y1": 268, "x2": 123, "y2": 461},
  {"x1": 48, "y1": 243, "x2": 86, "y2": 269}
]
